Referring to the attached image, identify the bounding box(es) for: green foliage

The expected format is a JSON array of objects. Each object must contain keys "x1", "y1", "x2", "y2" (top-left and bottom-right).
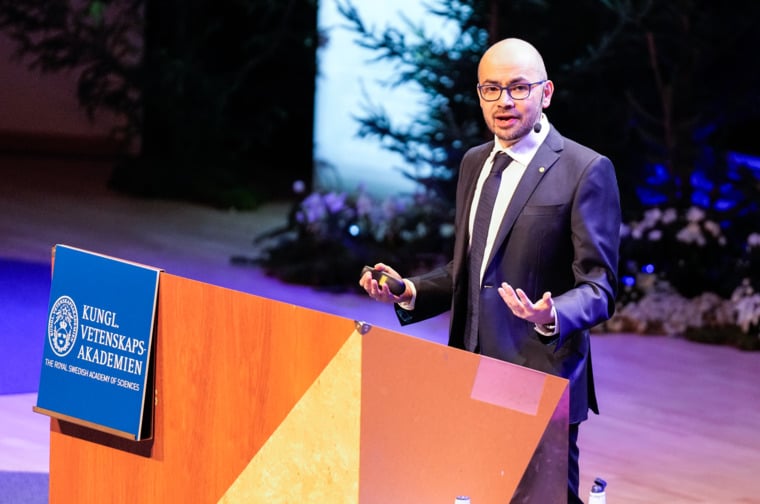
[
  {"x1": 0, "y1": 0, "x2": 143, "y2": 144},
  {"x1": 335, "y1": 0, "x2": 490, "y2": 204},
  {"x1": 334, "y1": 0, "x2": 760, "y2": 217}
]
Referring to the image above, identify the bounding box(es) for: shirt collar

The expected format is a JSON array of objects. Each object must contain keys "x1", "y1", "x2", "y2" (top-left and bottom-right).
[{"x1": 491, "y1": 113, "x2": 549, "y2": 166}]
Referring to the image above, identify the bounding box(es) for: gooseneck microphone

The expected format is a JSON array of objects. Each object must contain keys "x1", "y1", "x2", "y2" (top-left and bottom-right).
[{"x1": 533, "y1": 122, "x2": 542, "y2": 133}]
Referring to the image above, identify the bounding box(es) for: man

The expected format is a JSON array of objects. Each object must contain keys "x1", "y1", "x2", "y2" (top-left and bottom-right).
[{"x1": 359, "y1": 38, "x2": 621, "y2": 502}]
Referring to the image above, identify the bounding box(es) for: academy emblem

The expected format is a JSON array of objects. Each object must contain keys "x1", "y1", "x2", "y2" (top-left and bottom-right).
[{"x1": 48, "y1": 295, "x2": 78, "y2": 357}]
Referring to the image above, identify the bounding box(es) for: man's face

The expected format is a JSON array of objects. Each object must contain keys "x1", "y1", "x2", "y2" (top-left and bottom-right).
[{"x1": 477, "y1": 50, "x2": 553, "y2": 147}]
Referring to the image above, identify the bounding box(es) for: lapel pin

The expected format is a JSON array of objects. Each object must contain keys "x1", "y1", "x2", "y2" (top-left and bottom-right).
[{"x1": 538, "y1": 166, "x2": 546, "y2": 173}]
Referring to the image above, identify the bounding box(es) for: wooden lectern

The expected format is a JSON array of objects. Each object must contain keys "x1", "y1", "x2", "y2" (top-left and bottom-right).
[{"x1": 47, "y1": 272, "x2": 568, "y2": 503}]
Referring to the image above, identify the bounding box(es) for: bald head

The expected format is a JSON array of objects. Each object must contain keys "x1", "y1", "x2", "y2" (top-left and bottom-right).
[
  {"x1": 478, "y1": 38, "x2": 548, "y2": 83},
  {"x1": 476, "y1": 38, "x2": 553, "y2": 146}
]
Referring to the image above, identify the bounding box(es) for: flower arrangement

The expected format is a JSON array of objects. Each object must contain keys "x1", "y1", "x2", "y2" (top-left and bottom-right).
[
  {"x1": 251, "y1": 183, "x2": 454, "y2": 290},
  {"x1": 598, "y1": 274, "x2": 760, "y2": 350},
  {"x1": 618, "y1": 206, "x2": 739, "y2": 298},
  {"x1": 611, "y1": 205, "x2": 760, "y2": 350}
]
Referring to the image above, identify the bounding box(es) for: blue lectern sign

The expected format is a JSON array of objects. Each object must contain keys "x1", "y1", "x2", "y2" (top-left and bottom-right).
[{"x1": 34, "y1": 244, "x2": 161, "y2": 440}]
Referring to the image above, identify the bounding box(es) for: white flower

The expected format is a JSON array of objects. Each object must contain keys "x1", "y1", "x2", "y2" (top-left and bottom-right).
[
  {"x1": 323, "y1": 192, "x2": 347, "y2": 214},
  {"x1": 355, "y1": 192, "x2": 374, "y2": 217},
  {"x1": 703, "y1": 220, "x2": 722, "y2": 238},
  {"x1": 643, "y1": 207, "x2": 663, "y2": 225},
  {"x1": 299, "y1": 193, "x2": 328, "y2": 223},
  {"x1": 747, "y1": 233, "x2": 760, "y2": 248},
  {"x1": 647, "y1": 229, "x2": 662, "y2": 241},
  {"x1": 440, "y1": 222, "x2": 455, "y2": 238},
  {"x1": 730, "y1": 279, "x2": 755, "y2": 300},
  {"x1": 676, "y1": 222, "x2": 705, "y2": 245},
  {"x1": 685, "y1": 206, "x2": 705, "y2": 222},
  {"x1": 661, "y1": 207, "x2": 678, "y2": 224},
  {"x1": 292, "y1": 180, "x2": 306, "y2": 194},
  {"x1": 734, "y1": 293, "x2": 760, "y2": 332}
]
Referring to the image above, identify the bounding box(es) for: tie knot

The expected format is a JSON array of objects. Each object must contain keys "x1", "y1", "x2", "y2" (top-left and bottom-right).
[{"x1": 491, "y1": 152, "x2": 511, "y2": 175}]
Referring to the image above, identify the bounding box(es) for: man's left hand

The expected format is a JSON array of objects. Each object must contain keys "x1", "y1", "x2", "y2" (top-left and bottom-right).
[{"x1": 497, "y1": 282, "x2": 554, "y2": 326}]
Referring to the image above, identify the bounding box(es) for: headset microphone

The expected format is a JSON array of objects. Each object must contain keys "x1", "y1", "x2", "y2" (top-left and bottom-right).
[{"x1": 533, "y1": 122, "x2": 542, "y2": 133}]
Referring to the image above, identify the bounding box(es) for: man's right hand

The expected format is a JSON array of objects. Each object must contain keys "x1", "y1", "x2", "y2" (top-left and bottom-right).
[{"x1": 359, "y1": 263, "x2": 411, "y2": 303}]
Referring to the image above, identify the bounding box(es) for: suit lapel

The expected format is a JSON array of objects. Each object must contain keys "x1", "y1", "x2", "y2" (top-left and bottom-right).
[{"x1": 486, "y1": 132, "x2": 562, "y2": 268}]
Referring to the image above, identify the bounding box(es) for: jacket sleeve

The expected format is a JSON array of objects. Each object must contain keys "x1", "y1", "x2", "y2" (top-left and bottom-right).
[
  {"x1": 553, "y1": 154, "x2": 621, "y2": 348},
  {"x1": 394, "y1": 261, "x2": 455, "y2": 326}
]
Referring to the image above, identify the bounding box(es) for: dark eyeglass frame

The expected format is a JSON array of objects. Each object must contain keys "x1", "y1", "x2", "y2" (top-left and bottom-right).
[{"x1": 476, "y1": 80, "x2": 547, "y2": 101}]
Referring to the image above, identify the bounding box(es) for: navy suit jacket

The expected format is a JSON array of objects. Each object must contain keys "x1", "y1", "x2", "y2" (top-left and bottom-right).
[{"x1": 395, "y1": 125, "x2": 621, "y2": 424}]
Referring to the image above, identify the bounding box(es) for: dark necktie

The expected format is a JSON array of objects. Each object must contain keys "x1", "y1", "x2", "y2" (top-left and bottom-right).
[{"x1": 465, "y1": 152, "x2": 511, "y2": 351}]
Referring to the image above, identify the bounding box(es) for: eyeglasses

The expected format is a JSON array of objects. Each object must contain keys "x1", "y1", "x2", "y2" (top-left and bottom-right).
[{"x1": 477, "y1": 80, "x2": 547, "y2": 101}]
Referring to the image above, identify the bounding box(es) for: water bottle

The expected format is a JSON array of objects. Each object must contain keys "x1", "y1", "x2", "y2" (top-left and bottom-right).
[{"x1": 588, "y1": 477, "x2": 607, "y2": 504}]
